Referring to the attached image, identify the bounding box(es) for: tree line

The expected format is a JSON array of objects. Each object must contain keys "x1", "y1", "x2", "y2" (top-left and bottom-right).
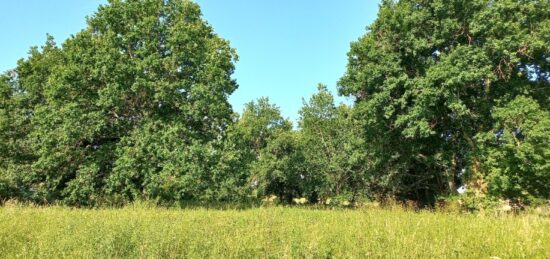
[{"x1": 1, "y1": 0, "x2": 549, "y2": 208}]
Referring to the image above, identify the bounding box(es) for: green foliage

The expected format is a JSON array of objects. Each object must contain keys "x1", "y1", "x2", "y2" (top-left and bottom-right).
[
  {"x1": 2, "y1": 0, "x2": 238, "y2": 205},
  {"x1": 220, "y1": 98, "x2": 294, "y2": 201},
  {"x1": 0, "y1": 77, "x2": 12, "y2": 199},
  {"x1": 298, "y1": 85, "x2": 370, "y2": 201},
  {"x1": 0, "y1": 72, "x2": 36, "y2": 201},
  {"x1": 248, "y1": 88, "x2": 371, "y2": 204},
  {"x1": 1, "y1": 0, "x2": 549, "y2": 207},
  {"x1": 338, "y1": 0, "x2": 550, "y2": 204},
  {"x1": 252, "y1": 130, "x2": 315, "y2": 203},
  {"x1": 478, "y1": 96, "x2": 550, "y2": 201},
  {"x1": 229, "y1": 97, "x2": 292, "y2": 164}
]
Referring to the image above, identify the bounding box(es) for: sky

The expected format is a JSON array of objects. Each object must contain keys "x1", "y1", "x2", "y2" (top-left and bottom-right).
[{"x1": 0, "y1": 0, "x2": 380, "y2": 122}]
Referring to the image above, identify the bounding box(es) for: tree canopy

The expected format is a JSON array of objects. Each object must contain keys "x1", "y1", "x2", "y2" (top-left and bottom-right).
[
  {"x1": 1, "y1": 0, "x2": 549, "y2": 208},
  {"x1": 338, "y1": 0, "x2": 550, "y2": 204},
  {"x1": 1, "y1": 0, "x2": 238, "y2": 205}
]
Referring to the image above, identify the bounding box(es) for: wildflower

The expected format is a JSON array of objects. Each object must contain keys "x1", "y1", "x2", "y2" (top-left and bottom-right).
[
  {"x1": 293, "y1": 197, "x2": 308, "y2": 205},
  {"x1": 501, "y1": 204, "x2": 512, "y2": 212},
  {"x1": 500, "y1": 200, "x2": 512, "y2": 212},
  {"x1": 262, "y1": 195, "x2": 278, "y2": 203}
]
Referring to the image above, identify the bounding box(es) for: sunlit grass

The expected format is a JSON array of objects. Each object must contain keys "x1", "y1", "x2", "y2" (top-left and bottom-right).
[{"x1": 1, "y1": 204, "x2": 549, "y2": 258}]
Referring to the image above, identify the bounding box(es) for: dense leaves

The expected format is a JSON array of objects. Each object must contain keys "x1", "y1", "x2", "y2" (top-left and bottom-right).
[
  {"x1": 298, "y1": 85, "x2": 370, "y2": 201},
  {"x1": 1, "y1": 0, "x2": 548, "y2": 207},
  {"x1": 1, "y1": 0, "x2": 238, "y2": 205},
  {"x1": 339, "y1": 0, "x2": 550, "y2": 204},
  {"x1": 478, "y1": 96, "x2": 550, "y2": 201}
]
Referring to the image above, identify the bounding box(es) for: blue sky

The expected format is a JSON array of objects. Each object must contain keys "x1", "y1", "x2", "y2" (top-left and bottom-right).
[{"x1": 0, "y1": 1, "x2": 380, "y2": 121}]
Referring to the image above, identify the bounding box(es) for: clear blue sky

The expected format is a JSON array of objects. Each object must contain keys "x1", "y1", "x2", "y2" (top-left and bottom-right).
[{"x1": 0, "y1": 1, "x2": 380, "y2": 122}]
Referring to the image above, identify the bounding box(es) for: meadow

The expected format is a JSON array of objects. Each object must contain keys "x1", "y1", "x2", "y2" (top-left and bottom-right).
[{"x1": 1, "y1": 204, "x2": 549, "y2": 258}]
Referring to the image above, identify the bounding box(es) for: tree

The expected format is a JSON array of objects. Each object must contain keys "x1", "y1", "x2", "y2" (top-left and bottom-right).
[
  {"x1": 339, "y1": 0, "x2": 550, "y2": 204},
  {"x1": 6, "y1": 0, "x2": 238, "y2": 205},
  {"x1": 252, "y1": 130, "x2": 314, "y2": 203},
  {"x1": 0, "y1": 36, "x2": 64, "y2": 201},
  {"x1": 224, "y1": 98, "x2": 294, "y2": 201},
  {"x1": 478, "y1": 96, "x2": 550, "y2": 202},
  {"x1": 231, "y1": 97, "x2": 292, "y2": 159},
  {"x1": 0, "y1": 75, "x2": 16, "y2": 200},
  {"x1": 298, "y1": 84, "x2": 370, "y2": 202}
]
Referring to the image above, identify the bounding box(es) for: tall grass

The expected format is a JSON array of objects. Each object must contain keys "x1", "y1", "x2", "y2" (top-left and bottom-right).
[{"x1": 1, "y1": 204, "x2": 549, "y2": 258}]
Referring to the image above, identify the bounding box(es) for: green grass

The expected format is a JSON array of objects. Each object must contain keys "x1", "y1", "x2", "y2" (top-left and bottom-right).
[{"x1": 1, "y1": 205, "x2": 549, "y2": 258}]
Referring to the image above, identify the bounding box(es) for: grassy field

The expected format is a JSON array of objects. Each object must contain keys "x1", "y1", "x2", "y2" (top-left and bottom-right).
[{"x1": 1, "y1": 205, "x2": 549, "y2": 258}]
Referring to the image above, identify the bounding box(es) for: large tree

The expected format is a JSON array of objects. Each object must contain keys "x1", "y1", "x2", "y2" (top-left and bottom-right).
[
  {"x1": 339, "y1": 0, "x2": 550, "y2": 204},
  {"x1": 3, "y1": 0, "x2": 238, "y2": 205}
]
